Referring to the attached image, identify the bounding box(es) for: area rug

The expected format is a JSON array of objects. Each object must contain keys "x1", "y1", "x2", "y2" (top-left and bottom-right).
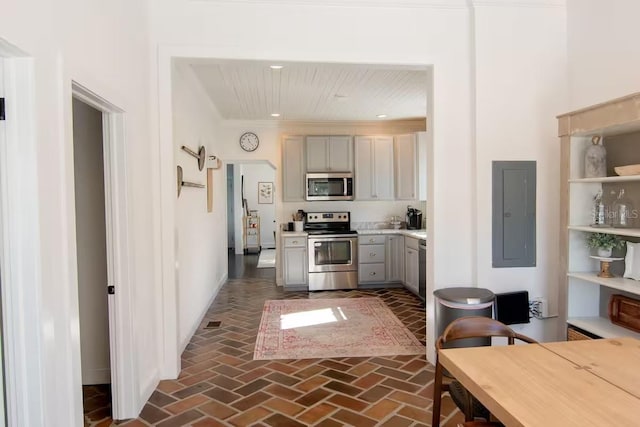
[
  {"x1": 254, "y1": 297, "x2": 424, "y2": 360},
  {"x1": 256, "y1": 249, "x2": 275, "y2": 268}
]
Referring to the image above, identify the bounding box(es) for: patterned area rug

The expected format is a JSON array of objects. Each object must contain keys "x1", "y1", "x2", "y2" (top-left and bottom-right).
[{"x1": 254, "y1": 297, "x2": 425, "y2": 360}]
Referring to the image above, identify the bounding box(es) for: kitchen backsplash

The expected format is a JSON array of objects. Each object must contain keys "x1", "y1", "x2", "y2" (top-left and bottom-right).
[{"x1": 282, "y1": 200, "x2": 426, "y2": 229}]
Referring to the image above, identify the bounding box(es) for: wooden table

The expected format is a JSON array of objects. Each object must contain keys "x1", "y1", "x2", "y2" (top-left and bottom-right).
[{"x1": 438, "y1": 337, "x2": 640, "y2": 427}]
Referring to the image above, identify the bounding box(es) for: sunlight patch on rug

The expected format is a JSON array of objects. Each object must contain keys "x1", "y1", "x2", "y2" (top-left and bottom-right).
[{"x1": 254, "y1": 297, "x2": 425, "y2": 360}]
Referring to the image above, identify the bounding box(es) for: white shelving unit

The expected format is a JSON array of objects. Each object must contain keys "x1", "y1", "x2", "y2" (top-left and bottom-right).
[
  {"x1": 567, "y1": 272, "x2": 640, "y2": 295},
  {"x1": 567, "y1": 225, "x2": 640, "y2": 238},
  {"x1": 559, "y1": 92, "x2": 640, "y2": 340},
  {"x1": 567, "y1": 316, "x2": 640, "y2": 339},
  {"x1": 569, "y1": 175, "x2": 640, "y2": 184},
  {"x1": 243, "y1": 215, "x2": 261, "y2": 254}
]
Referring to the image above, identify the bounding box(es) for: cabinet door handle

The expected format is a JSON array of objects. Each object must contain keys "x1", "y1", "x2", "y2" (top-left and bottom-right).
[
  {"x1": 370, "y1": 272, "x2": 376, "y2": 276},
  {"x1": 292, "y1": 240, "x2": 298, "y2": 244},
  {"x1": 369, "y1": 239, "x2": 375, "y2": 243},
  {"x1": 370, "y1": 253, "x2": 376, "y2": 257}
]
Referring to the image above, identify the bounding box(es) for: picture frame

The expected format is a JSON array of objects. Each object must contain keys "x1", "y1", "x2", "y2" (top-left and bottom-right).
[
  {"x1": 258, "y1": 182, "x2": 273, "y2": 204},
  {"x1": 624, "y1": 241, "x2": 640, "y2": 280}
]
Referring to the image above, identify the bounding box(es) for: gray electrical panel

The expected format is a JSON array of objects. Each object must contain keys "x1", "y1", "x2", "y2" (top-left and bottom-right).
[{"x1": 492, "y1": 161, "x2": 536, "y2": 268}]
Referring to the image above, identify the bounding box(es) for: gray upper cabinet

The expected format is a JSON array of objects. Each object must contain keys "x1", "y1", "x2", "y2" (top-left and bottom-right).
[
  {"x1": 354, "y1": 136, "x2": 394, "y2": 200},
  {"x1": 306, "y1": 136, "x2": 353, "y2": 172},
  {"x1": 417, "y1": 131, "x2": 427, "y2": 200},
  {"x1": 282, "y1": 136, "x2": 306, "y2": 202},
  {"x1": 394, "y1": 134, "x2": 418, "y2": 200}
]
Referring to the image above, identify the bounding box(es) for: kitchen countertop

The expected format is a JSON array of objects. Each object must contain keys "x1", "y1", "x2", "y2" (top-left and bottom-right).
[
  {"x1": 281, "y1": 229, "x2": 426, "y2": 239},
  {"x1": 357, "y1": 229, "x2": 427, "y2": 240}
]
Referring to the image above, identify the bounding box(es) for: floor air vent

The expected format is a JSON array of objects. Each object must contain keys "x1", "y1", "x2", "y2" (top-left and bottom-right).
[{"x1": 204, "y1": 321, "x2": 221, "y2": 329}]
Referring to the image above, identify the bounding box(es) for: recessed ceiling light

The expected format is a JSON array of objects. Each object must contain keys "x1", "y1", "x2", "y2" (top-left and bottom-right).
[
  {"x1": 377, "y1": 114, "x2": 388, "y2": 118},
  {"x1": 270, "y1": 65, "x2": 284, "y2": 70},
  {"x1": 271, "y1": 113, "x2": 281, "y2": 117}
]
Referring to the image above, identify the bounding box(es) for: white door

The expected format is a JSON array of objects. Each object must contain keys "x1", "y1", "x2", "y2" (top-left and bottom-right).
[
  {"x1": 72, "y1": 99, "x2": 111, "y2": 386},
  {"x1": 0, "y1": 58, "x2": 7, "y2": 427},
  {"x1": 72, "y1": 83, "x2": 138, "y2": 419}
]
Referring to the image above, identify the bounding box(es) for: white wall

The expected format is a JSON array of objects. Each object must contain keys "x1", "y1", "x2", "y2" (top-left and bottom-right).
[
  {"x1": 148, "y1": 0, "x2": 577, "y2": 363},
  {"x1": 172, "y1": 62, "x2": 228, "y2": 351},
  {"x1": 472, "y1": 3, "x2": 567, "y2": 341},
  {"x1": 567, "y1": 0, "x2": 640, "y2": 109},
  {"x1": 2, "y1": 0, "x2": 157, "y2": 423},
  {"x1": 0, "y1": 0, "x2": 602, "y2": 422},
  {"x1": 72, "y1": 99, "x2": 111, "y2": 385}
]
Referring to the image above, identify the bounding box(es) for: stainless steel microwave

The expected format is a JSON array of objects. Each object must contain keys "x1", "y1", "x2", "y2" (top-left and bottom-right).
[{"x1": 306, "y1": 173, "x2": 354, "y2": 201}]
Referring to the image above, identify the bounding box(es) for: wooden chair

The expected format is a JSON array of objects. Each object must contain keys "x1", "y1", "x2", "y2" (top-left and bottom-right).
[
  {"x1": 458, "y1": 421, "x2": 504, "y2": 427},
  {"x1": 431, "y1": 316, "x2": 537, "y2": 427},
  {"x1": 457, "y1": 422, "x2": 503, "y2": 427}
]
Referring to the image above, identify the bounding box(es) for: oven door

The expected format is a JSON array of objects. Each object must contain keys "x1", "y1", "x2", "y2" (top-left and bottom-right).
[{"x1": 308, "y1": 236, "x2": 358, "y2": 273}]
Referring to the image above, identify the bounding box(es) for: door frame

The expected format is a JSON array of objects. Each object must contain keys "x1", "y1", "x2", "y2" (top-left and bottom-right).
[
  {"x1": 71, "y1": 83, "x2": 138, "y2": 419},
  {"x1": 0, "y1": 48, "x2": 45, "y2": 426}
]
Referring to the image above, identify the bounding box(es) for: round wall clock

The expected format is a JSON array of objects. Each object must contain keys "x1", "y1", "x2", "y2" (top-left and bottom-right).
[{"x1": 239, "y1": 132, "x2": 259, "y2": 152}]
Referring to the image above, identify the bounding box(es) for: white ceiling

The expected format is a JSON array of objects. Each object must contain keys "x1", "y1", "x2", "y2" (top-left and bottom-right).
[{"x1": 186, "y1": 59, "x2": 429, "y2": 122}]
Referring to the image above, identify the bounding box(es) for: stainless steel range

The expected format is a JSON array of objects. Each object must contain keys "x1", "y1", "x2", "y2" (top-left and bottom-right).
[{"x1": 305, "y1": 212, "x2": 358, "y2": 291}]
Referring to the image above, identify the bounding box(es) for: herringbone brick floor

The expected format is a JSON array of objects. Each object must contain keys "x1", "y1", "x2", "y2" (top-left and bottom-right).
[{"x1": 85, "y1": 257, "x2": 464, "y2": 426}]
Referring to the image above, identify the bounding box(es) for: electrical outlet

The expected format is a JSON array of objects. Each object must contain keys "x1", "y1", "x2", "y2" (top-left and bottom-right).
[{"x1": 533, "y1": 297, "x2": 549, "y2": 318}]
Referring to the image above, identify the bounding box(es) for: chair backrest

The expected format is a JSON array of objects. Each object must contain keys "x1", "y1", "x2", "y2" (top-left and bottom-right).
[{"x1": 436, "y1": 316, "x2": 538, "y2": 350}]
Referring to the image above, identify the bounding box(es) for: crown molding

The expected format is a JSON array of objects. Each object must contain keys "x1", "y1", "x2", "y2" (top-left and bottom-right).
[
  {"x1": 470, "y1": 0, "x2": 565, "y2": 8},
  {"x1": 189, "y1": 0, "x2": 469, "y2": 9},
  {"x1": 189, "y1": 0, "x2": 565, "y2": 8}
]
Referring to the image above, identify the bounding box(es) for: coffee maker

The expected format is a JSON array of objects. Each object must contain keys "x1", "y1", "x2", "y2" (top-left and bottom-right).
[{"x1": 406, "y1": 206, "x2": 423, "y2": 230}]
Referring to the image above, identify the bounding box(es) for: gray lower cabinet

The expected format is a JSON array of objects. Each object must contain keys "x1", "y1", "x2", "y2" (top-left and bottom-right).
[
  {"x1": 359, "y1": 234, "x2": 406, "y2": 285},
  {"x1": 358, "y1": 235, "x2": 386, "y2": 283},
  {"x1": 386, "y1": 235, "x2": 404, "y2": 283},
  {"x1": 404, "y1": 237, "x2": 419, "y2": 294},
  {"x1": 283, "y1": 237, "x2": 308, "y2": 287}
]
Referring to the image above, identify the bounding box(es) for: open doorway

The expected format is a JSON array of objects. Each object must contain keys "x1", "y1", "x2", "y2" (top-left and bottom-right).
[
  {"x1": 228, "y1": 161, "x2": 277, "y2": 254},
  {"x1": 226, "y1": 164, "x2": 235, "y2": 251},
  {"x1": 70, "y1": 83, "x2": 137, "y2": 423},
  {"x1": 72, "y1": 98, "x2": 113, "y2": 424}
]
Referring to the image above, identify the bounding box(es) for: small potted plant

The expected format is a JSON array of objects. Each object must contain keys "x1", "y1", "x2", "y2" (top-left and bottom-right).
[{"x1": 586, "y1": 233, "x2": 625, "y2": 257}]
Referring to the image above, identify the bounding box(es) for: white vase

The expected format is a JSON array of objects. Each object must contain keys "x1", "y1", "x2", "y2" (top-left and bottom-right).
[
  {"x1": 597, "y1": 247, "x2": 612, "y2": 257},
  {"x1": 584, "y1": 136, "x2": 607, "y2": 178}
]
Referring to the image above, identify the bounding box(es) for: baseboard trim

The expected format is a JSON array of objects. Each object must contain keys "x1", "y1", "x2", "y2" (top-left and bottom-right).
[
  {"x1": 82, "y1": 369, "x2": 111, "y2": 386},
  {"x1": 136, "y1": 372, "x2": 160, "y2": 419},
  {"x1": 180, "y1": 273, "x2": 228, "y2": 353}
]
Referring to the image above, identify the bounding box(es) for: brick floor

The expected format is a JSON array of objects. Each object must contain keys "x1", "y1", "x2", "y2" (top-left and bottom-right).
[{"x1": 84, "y1": 259, "x2": 462, "y2": 426}]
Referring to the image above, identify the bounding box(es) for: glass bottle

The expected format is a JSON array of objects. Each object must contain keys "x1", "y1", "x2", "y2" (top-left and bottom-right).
[
  {"x1": 612, "y1": 188, "x2": 634, "y2": 228},
  {"x1": 592, "y1": 190, "x2": 605, "y2": 226}
]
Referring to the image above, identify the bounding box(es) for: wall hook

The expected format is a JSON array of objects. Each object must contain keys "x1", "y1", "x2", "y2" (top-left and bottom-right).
[
  {"x1": 181, "y1": 144, "x2": 206, "y2": 171},
  {"x1": 177, "y1": 165, "x2": 205, "y2": 198}
]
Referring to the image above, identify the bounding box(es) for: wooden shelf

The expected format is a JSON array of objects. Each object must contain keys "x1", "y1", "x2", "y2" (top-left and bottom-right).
[
  {"x1": 567, "y1": 316, "x2": 640, "y2": 339},
  {"x1": 569, "y1": 175, "x2": 640, "y2": 183},
  {"x1": 568, "y1": 225, "x2": 640, "y2": 238},
  {"x1": 561, "y1": 94, "x2": 640, "y2": 342},
  {"x1": 568, "y1": 272, "x2": 640, "y2": 297}
]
